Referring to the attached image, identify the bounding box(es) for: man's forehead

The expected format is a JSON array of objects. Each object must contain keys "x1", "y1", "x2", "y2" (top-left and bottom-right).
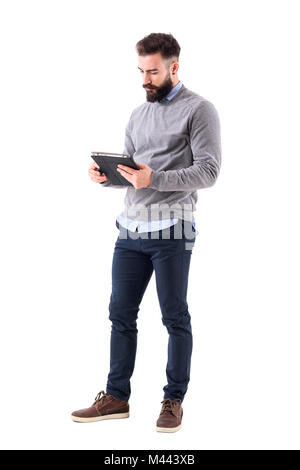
[{"x1": 138, "y1": 53, "x2": 164, "y2": 69}]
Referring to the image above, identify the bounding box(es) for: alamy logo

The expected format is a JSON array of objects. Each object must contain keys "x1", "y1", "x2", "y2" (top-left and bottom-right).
[{"x1": 118, "y1": 203, "x2": 197, "y2": 246}]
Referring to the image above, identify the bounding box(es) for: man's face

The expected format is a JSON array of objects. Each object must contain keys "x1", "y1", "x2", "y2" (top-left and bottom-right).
[{"x1": 138, "y1": 53, "x2": 175, "y2": 103}]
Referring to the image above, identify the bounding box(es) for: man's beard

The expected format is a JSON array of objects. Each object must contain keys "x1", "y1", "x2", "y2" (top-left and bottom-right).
[{"x1": 144, "y1": 75, "x2": 174, "y2": 103}]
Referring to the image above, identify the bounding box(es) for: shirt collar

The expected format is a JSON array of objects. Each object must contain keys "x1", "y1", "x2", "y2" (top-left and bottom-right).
[{"x1": 159, "y1": 81, "x2": 183, "y2": 103}]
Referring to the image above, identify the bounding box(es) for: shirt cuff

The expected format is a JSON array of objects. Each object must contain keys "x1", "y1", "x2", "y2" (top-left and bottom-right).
[{"x1": 148, "y1": 170, "x2": 162, "y2": 190}]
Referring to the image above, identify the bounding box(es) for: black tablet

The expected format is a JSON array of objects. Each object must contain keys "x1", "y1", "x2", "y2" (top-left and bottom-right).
[{"x1": 91, "y1": 151, "x2": 140, "y2": 186}]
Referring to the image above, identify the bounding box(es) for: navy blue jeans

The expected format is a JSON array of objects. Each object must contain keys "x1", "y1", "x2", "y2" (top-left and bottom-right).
[{"x1": 106, "y1": 219, "x2": 196, "y2": 403}]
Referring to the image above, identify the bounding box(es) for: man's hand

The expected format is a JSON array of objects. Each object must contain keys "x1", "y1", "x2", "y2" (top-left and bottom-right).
[
  {"x1": 116, "y1": 162, "x2": 153, "y2": 189},
  {"x1": 88, "y1": 161, "x2": 108, "y2": 183}
]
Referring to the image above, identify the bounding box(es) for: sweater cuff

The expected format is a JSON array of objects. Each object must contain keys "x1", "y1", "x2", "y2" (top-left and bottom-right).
[{"x1": 148, "y1": 170, "x2": 162, "y2": 190}]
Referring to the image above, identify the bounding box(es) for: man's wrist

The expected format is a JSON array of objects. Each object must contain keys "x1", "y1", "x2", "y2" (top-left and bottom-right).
[{"x1": 148, "y1": 169, "x2": 153, "y2": 187}]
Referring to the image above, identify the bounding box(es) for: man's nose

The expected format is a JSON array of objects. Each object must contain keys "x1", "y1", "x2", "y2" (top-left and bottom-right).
[{"x1": 143, "y1": 73, "x2": 151, "y2": 86}]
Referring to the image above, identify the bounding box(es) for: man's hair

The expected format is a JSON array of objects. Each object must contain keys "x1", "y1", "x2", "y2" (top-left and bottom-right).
[{"x1": 136, "y1": 33, "x2": 181, "y2": 63}]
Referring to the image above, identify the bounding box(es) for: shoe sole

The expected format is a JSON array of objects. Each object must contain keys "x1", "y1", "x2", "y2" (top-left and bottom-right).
[
  {"x1": 71, "y1": 412, "x2": 129, "y2": 423},
  {"x1": 156, "y1": 424, "x2": 182, "y2": 433}
]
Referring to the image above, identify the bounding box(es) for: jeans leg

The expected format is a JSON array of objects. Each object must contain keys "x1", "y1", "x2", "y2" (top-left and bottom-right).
[
  {"x1": 106, "y1": 236, "x2": 153, "y2": 402},
  {"x1": 152, "y1": 238, "x2": 193, "y2": 403}
]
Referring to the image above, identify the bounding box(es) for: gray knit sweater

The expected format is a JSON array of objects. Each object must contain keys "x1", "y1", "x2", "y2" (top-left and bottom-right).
[{"x1": 100, "y1": 83, "x2": 221, "y2": 222}]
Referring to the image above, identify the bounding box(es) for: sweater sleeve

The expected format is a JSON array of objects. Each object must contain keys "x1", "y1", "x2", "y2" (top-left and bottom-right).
[
  {"x1": 148, "y1": 100, "x2": 221, "y2": 192},
  {"x1": 99, "y1": 113, "x2": 136, "y2": 188}
]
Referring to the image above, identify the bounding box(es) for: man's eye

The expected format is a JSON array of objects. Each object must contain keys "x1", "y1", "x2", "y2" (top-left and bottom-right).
[{"x1": 139, "y1": 71, "x2": 158, "y2": 74}]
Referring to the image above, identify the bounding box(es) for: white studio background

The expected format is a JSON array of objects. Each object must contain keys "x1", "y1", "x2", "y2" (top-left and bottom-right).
[{"x1": 0, "y1": 0, "x2": 299, "y2": 451}]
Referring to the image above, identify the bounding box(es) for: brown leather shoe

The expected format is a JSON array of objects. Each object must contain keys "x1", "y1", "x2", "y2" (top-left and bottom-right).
[
  {"x1": 71, "y1": 390, "x2": 129, "y2": 423},
  {"x1": 156, "y1": 398, "x2": 183, "y2": 432}
]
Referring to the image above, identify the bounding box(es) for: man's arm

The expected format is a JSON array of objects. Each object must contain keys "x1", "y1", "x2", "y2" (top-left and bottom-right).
[
  {"x1": 148, "y1": 100, "x2": 221, "y2": 192},
  {"x1": 100, "y1": 113, "x2": 135, "y2": 188}
]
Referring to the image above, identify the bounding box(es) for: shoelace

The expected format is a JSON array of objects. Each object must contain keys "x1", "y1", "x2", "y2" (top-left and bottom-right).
[
  {"x1": 160, "y1": 398, "x2": 181, "y2": 416},
  {"x1": 92, "y1": 390, "x2": 110, "y2": 407}
]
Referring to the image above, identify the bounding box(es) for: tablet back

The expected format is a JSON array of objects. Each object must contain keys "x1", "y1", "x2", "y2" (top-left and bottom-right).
[{"x1": 91, "y1": 152, "x2": 140, "y2": 186}]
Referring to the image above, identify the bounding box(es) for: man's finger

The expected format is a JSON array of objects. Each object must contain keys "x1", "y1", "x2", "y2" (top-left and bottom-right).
[
  {"x1": 90, "y1": 161, "x2": 100, "y2": 169},
  {"x1": 117, "y1": 168, "x2": 133, "y2": 182},
  {"x1": 117, "y1": 164, "x2": 136, "y2": 174}
]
